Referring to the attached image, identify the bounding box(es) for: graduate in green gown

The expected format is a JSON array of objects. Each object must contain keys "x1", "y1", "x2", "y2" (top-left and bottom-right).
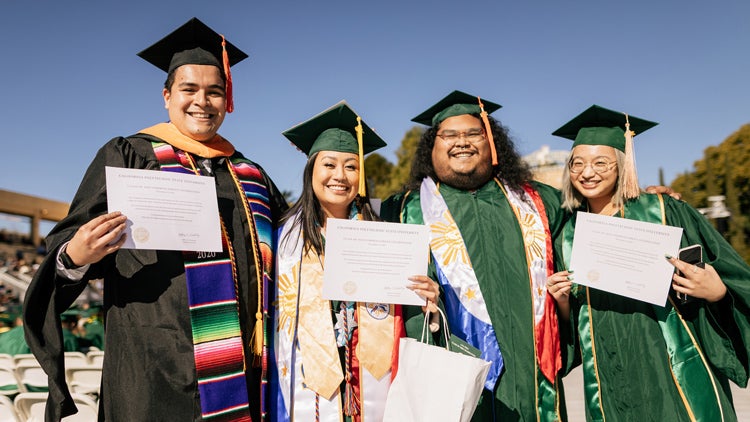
[
  {"x1": 547, "y1": 105, "x2": 750, "y2": 421},
  {"x1": 270, "y1": 101, "x2": 440, "y2": 421},
  {"x1": 381, "y1": 91, "x2": 573, "y2": 421},
  {"x1": 0, "y1": 316, "x2": 30, "y2": 356}
]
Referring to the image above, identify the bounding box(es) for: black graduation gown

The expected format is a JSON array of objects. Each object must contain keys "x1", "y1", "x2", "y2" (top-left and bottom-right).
[{"x1": 23, "y1": 134, "x2": 288, "y2": 421}]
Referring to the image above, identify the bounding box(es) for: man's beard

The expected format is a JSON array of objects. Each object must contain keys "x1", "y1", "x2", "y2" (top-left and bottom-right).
[{"x1": 438, "y1": 166, "x2": 494, "y2": 190}]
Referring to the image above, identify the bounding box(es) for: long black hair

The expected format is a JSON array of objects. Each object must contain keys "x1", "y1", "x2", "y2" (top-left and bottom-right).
[
  {"x1": 280, "y1": 152, "x2": 379, "y2": 256},
  {"x1": 406, "y1": 114, "x2": 533, "y2": 195}
]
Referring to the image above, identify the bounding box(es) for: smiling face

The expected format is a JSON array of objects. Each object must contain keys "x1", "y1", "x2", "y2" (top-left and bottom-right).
[
  {"x1": 312, "y1": 150, "x2": 360, "y2": 220},
  {"x1": 431, "y1": 114, "x2": 494, "y2": 190},
  {"x1": 569, "y1": 144, "x2": 619, "y2": 212},
  {"x1": 162, "y1": 64, "x2": 226, "y2": 141}
]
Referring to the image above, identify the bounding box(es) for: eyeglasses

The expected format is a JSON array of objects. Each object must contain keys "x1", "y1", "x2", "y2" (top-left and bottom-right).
[
  {"x1": 436, "y1": 128, "x2": 486, "y2": 146},
  {"x1": 568, "y1": 158, "x2": 617, "y2": 174}
]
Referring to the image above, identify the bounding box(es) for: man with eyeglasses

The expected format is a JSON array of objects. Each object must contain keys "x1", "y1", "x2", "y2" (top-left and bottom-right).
[{"x1": 381, "y1": 90, "x2": 573, "y2": 421}]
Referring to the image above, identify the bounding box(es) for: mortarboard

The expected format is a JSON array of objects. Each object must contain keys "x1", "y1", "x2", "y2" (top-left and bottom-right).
[
  {"x1": 411, "y1": 90, "x2": 502, "y2": 127},
  {"x1": 282, "y1": 101, "x2": 387, "y2": 196},
  {"x1": 61, "y1": 308, "x2": 82, "y2": 322},
  {"x1": 137, "y1": 17, "x2": 248, "y2": 113},
  {"x1": 552, "y1": 104, "x2": 658, "y2": 151},
  {"x1": 553, "y1": 104, "x2": 658, "y2": 199},
  {"x1": 411, "y1": 90, "x2": 502, "y2": 165}
]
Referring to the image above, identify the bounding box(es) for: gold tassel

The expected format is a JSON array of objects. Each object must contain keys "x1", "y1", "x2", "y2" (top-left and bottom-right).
[
  {"x1": 251, "y1": 311, "x2": 263, "y2": 356},
  {"x1": 621, "y1": 114, "x2": 640, "y2": 199},
  {"x1": 478, "y1": 97, "x2": 498, "y2": 166},
  {"x1": 355, "y1": 116, "x2": 366, "y2": 197}
]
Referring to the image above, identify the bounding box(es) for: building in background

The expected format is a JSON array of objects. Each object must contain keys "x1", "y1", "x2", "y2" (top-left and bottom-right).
[{"x1": 523, "y1": 145, "x2": 568, "y2": 189}]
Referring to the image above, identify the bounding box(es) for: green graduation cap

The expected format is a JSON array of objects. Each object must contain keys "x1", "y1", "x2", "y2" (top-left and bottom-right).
[
  {"x1": 552, "y1": 104, "x2": 658, "y2": 152},
  {"x1": 137, "y1": 17, "x2": 248, "y2": 112},
  {"x1": 553, "y1": 104, "x2": 658, "y2": 199},
  {"x1": 283, "y1": 101, "x2": 387, "y2": 197},
  {"x1": 282, "y1": 101, "x2": 386, "y2": 157},
  {"x1": 61, "y1": 308, "x2": 82, "y2": 322},
  {"x1": 411, "y1": 90, "x2": 502, "y2": 127}
]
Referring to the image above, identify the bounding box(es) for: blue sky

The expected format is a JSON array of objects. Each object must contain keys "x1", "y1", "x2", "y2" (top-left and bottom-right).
[{"x1": 1, "y1": 0, "x2": 748, "y2": 234}]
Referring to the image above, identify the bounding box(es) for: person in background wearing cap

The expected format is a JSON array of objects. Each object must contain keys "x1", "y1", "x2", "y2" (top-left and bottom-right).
[
  {"x1": 23, "y1": 18, "x2": 288, "y2": 421},
  {"x1": 380, "y1": 90, "x2": 574, "y2": 421},
  {"x1": 60, "y1": 309, "x2": 81, "y2": 353},
  {"x1": 546, "y1": 105, "x2": 750, "y2": 421},
  {"x1": 269, "y1": 101, "x2": 440, "y2": 421}
]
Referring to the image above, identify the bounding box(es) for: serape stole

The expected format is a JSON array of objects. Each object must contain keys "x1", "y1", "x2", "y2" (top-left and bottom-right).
[
  {"x1": 152, "y1": 140, "x2": 274, "y2": 421},
  {"x1": 562, "y1": 194, "x2": 725, "y2": 421}
]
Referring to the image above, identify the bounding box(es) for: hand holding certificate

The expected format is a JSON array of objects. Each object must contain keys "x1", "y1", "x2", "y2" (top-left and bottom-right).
[
  {"x1": 105, "y1": 166, "x2": 222, "y2": 252},
  {"x1": 322, "y1": 219, "x2": 430, "y2": 306},
  {"x1": 569, "y1": 212, "x2": 683, "y2": 306}
]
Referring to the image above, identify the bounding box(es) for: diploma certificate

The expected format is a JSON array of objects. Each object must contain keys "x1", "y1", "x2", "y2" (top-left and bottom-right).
[
  {"x1": 569, "y1": 211, "x2": 683, "y2": 306},
  {"x1": 105, "y1": 166, "x2": 222, "y2": 252},
  {"x1": 322, "y1": 219, "x2": 430, "y2": 306}
]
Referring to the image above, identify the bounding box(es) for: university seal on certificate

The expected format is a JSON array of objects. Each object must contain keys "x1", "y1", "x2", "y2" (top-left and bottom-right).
[
  {"x1": 343, "y1": 280, "x2": 357, "y2": 295},
  {"x1": 133, "y1": 226, "x2": 150, "y2": 243}
]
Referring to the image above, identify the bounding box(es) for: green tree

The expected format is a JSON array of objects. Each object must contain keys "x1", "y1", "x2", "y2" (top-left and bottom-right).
[
  {"x1": 364, "y1": 153, "x2": 394, "y2": 200},
  {"x1": 377, "y1": 126, "x2": 424, "y2": 198},
  {"x1": 671, "y1": 124, "x2": 750, "y2": 263}
]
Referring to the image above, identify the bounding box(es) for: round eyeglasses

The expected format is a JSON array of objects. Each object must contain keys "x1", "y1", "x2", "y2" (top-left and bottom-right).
[
  {"x1": 568, "y1": 158, "x2": 617, "y2": 174},
  {"x1": 435, "y1": 128, "x2": 486, "y2": 146}
]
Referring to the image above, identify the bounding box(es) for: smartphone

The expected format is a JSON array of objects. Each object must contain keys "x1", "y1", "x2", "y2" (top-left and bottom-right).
[{"x1": 676, "y1": 244, "x2": 704, "y2": 303}]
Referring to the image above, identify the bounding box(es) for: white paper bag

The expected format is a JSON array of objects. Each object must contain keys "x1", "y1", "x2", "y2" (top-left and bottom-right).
[{"x1": 383, "y1": 309, "x2": 491, "y2": 422}]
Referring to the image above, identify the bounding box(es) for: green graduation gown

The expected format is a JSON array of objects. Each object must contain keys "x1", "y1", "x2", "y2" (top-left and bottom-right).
[
  {"x1": 381, "y1": 179, "x2": 573, "y2": 422},
  {"x1": 558, "y1": 193, "x2": 750, "y2": 421},
  {"x1": 0, "y1": 326, "x2": 30, "y2": 356},
  {"x1": 23, "y1": 134, "x2": 288, "y2": 421}
]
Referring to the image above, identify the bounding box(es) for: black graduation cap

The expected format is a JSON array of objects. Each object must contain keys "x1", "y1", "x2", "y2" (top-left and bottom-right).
[
  {"x1": 137, "y1": 18, "x2": 248, "y2": 112},
  {"x1": 411, "y1": 90, "x2": 502, "y2": 126},
  {"x1": 137, "y1": 17, "x2": 248, "y2": 74}
]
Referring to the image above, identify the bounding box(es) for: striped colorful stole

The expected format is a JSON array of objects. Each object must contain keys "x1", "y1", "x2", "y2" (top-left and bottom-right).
[{"x1": 152, "y1": 141, "x2": 274, "y2": 421}]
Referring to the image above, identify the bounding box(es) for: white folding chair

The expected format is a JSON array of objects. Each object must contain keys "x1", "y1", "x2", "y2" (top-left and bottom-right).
[
  {"x1": 9, "y1": 356, "x2": 35, "y2": 369},
  {"x1": 0, "y1": 367, "x2": 19, "y2": 397},
  {"x1": 0, "y1": 355, "x2": 14, "y2": 370},
  {"x1": 12, "y1": 392, "x2": 46, "y2": 422},
  {"x1": 13, "y1": 364, "x2": 47, "y2": 393},
  {"x1": 14, "y1": 392, "x2": 97, "y2": 422},
  {"x1": 0, "y1": 395, "x2": 19, "y2": 422},
  {"x1": 64, "y1": 366, "x2": 101, "y2": 397},
  {"x1": 85, "y1": 350, "x2": 104, "y2": 368},
  {"x1": 62, "y1": 352, "x2": 88, "y2": 369}
]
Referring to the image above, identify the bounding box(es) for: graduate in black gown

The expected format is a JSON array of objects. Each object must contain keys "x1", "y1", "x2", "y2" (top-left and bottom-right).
[{"x1": 23, "y1": 18, "x2": 287, "y2": 421}]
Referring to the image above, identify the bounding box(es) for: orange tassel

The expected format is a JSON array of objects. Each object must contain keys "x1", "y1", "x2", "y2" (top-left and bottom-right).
[
  {"x1": 221, "y1": 35, "x2": 234, "y2": 113},
  {"x1": 478, "y1": 97, "x2": 498, "y2": 166}
]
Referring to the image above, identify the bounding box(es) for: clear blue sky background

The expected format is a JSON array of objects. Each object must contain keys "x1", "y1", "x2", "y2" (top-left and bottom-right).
[{"x1": 1, "y1": 0, "x2": 748, "y2": 234}]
